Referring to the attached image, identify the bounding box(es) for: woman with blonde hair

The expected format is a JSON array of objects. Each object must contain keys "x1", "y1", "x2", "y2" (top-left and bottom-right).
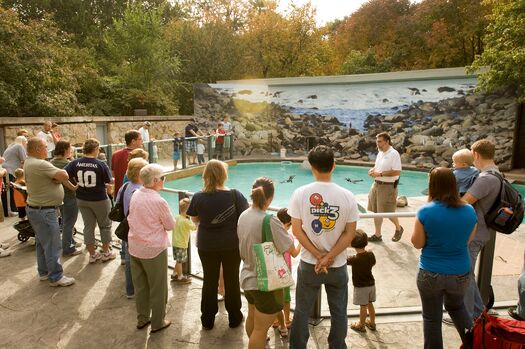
[
  {"x1": 237, "y1": 177, "x2": 292, "y2": 348},
  {"x1": 128, "y1": 164, "x2": 174, "y2": 333},
  {"x1": 187, "y1": 159, "x2": 248, "y2": 330}
]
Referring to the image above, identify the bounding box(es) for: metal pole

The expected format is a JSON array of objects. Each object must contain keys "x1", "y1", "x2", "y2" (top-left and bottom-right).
[
  {"x1": 478, "y1": 229, "x2": 496, "y2": 304},
  {"x1": 229, "y1": 134, "x2": 234, "y2": 160},
  {"x1": 182, "y1": 138, "x2": 187, "y2": 169},
  {"x1": 106, "y1": 144, "x2": 113, "y2": 171},
  {"x1": 208, "y1": 136, "x2": 213, "y2": 161},
  {"x1": 309, "y1": 288, "x2": 323, "y2": 325}
]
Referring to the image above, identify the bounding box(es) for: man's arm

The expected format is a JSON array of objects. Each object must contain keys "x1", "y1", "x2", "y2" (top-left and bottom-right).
[
  {"x1": 316, "y1": 221, "x2": 356, "y2": 271},
  {"x1": 462, "y1": 192, "x2": 478, "y2": 205},
  {"x1": 370, "y1": 169, "x2": 401, "y2": 178},
  {"x1": 53, "y1": 169, "x2": 69, "y2": 182},
  {"x1": 291, "y1": 218, "x2": 323, "y2": 260}
]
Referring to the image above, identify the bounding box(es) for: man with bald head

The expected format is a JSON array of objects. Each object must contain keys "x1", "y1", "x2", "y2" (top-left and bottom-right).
[{"x1": 24, "y1": 137, "x2": 76, "y2": 287}]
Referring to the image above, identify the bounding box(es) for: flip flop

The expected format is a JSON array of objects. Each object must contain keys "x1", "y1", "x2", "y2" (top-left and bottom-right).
[
  {"x1": 136, "y1": 320, "x2": 151, "y2": 330},
  {"x1": 150, "y1": 320, "x2": 171, "y2": 334}
]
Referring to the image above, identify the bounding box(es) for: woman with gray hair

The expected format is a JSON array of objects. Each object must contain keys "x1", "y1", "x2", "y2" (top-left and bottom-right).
[
  {"x1": 127, "y1": 164, "x2": 174, "y2": 333},
  {"x1": 2, "y1": 135, "x2": 27, "y2": 214}
]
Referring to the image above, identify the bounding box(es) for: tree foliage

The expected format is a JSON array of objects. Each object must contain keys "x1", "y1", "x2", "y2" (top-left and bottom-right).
[{"x1": 469, "y1": 0, "x2": 525, "y2": 100}]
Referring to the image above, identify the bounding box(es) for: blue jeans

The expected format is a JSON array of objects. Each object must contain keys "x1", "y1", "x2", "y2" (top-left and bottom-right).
[
  {"x1": 517, "y1": 268, "x2": 525, "y2": 317},
  {"x1": 60, "y1": 195, "x2": 78, "y2": 255},
  {"x1": 27, "y1": 207, "x2": 63, "y2": 282},
  {"x1": 122, "y1": 241, "x2": 134, "y2": 296},
  {"x1": 417, "y1": 269, "x2": 472, "y2": 349},
  {"x1": 290, "y1": 261, "x2": 348, "y2": 349},
  {"x1": 464, "y1": 240, "x2": 485, "y2": 319}
]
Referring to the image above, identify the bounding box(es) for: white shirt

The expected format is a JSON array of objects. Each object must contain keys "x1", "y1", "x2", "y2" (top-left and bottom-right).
[
  {"x1": 288, "y1": 181, "x2": 359, "y2": 268},
  {"x1": 374, "y1": 146, "x2": 402, "y2": 182},
  {"x1": 223, "y1": 121, "x2": 231, "y2": 132},
  {"x1": 37, "y1": 130, "x2": 55, "y2": 157},
  {"x1": 138, "y1": 127, "x2": 150, "y2": 143},
  {"x1": 197, "y1": 143, "x2": 205, "y2": 155}
]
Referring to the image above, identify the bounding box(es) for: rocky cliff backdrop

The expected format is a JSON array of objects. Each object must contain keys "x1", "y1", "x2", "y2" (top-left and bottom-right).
[{"x1": 193, "y1": 76, "x2": 517, "y2": 170}]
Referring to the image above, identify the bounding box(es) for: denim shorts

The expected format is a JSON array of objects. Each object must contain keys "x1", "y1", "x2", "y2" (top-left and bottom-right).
[
  {"x1": 244, "y1": 289, "x2": 284, "y2": 314},
  {"x1": 172, "y1": 151, "x2": 180, "y2": 160}
]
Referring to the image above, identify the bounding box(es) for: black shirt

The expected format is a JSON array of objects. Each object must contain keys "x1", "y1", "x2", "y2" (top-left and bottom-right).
[
  {"x1": 347, "y1": 251, "x2": 376, "y2": 287},
  {"x1": 187, "y1": 189, "x2": 249, "y2": 251},
  {"x1": 185, "y1": 123, "x2": 199, "y2": 138},
  {"x1": 173, "y1": 137, "x2": 183, "y2": 151}
]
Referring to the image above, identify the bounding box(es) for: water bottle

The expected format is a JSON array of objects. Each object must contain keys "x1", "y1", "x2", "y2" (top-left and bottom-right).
[{"x1": 494, "y1": 207, "x2": 513, "y2": 226}]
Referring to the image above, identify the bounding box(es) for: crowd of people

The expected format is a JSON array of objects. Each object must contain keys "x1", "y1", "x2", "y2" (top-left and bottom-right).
[{"x1": 0, "y1": 119, "x2": 523, "y2": 348}]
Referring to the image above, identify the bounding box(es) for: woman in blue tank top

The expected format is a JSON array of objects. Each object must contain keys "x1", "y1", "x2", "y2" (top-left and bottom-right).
[{"x1": 411, "y1": 167, "x2": 477, "y2": 349}]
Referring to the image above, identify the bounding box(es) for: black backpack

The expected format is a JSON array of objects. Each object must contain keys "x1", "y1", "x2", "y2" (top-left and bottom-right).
[{"x1": 484, "y1": 171, "x2": 524, "y2": 234}]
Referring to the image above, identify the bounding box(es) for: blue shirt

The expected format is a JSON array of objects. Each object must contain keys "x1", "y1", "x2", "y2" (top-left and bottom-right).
[
  {"x1": 417, "y1": 201, "x2": 477, "y2": 275},
  {"x1": 453, "y1": 166, "x2": 479, "y2": 194},
  {"x1": 65, "y1": 157, "x2": 112, "y2": 201}
]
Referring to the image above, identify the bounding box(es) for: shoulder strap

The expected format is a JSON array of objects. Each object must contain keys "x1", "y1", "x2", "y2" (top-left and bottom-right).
[
  {"x1": 118, "y1": 182, "x2": 129, "y2": 204},
  {"x1": 262, "y1": 214, "x2": 273, "y2": 243},
  {"x1": 485, "y1": 171, "x2": 505, "y2": 214}
]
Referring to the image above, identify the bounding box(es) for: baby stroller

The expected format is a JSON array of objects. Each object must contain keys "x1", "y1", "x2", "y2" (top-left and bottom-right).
[{"x1": 14, "y1": 220, "x2": 35, "y2": 243}]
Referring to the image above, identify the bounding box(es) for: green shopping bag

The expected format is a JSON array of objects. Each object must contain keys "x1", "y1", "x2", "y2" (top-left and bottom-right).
[{"x1": 253, "y1": 214, "x2": 294, "y2": 291}]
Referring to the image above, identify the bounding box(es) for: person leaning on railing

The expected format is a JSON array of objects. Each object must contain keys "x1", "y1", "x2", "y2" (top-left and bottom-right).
[{"x1": 411, "y1": 167, "x2": 477, "y2": 349}]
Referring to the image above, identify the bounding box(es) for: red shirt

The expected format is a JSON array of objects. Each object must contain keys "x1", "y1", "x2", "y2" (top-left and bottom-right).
[
  {"x1": 215, "y1": 129, "x2": 226, "y2": 145},
  {"x1": 111, "y1": 148, "x2": 132, "y2": 195}
]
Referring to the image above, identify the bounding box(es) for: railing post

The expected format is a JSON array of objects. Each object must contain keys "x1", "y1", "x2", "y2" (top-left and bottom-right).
[
  {"x1": 106, "y1": 144, "x2": 113, "y2": 171},
  {"x1": 229, "y1": 134, "x2": 234, "y2": 160},
  {"x1": 147, "y1": 141, "x2": 154, "y2": 164},
  {"x1": 309, "y1": 288, "x2": 323, "y2": 326},
  {"x1": 208, "y1": 136, "x2": 213, "y2": 161},
  {"x1": 181, "y1": 138, "x2": 187, "y2": 169},
  {"x1": 478, "y1": 230, "x2": 496, "y2": 304}
]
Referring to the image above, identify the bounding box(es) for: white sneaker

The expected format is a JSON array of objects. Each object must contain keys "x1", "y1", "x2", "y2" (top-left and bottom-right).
[
  {"x1": 28, "y1": 237, "x2": 36, "y2": 246},
  {"x1": 0, "y1": 242, "x2": 10, "y2": 249},
  {"x1": 101, "y1": 251, "x2": 116, "y2": 262},
  {"x1": 39, "y1": 274, "x2": 49, "y2": 281},
  {"x1": 89, "y1": 252, "x2": 102, "y2": 264},
  {"x1": 74, "y1": 242, "x2": 82, "y2": 248},
  {"x1": 49, "y1": 276, "x2": 75, "y2": 287},
  {"x1": 0, "y1": 248, "x2": 11, "y2": 258}
]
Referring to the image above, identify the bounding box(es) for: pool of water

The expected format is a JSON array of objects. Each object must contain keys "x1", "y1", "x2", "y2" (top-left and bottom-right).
[
  {"x1": 162, "y1": 162, "x2": 525, "y2": 212},
  {"x1": 162, "y1": 162, "x2": 432, "y2": 209}
]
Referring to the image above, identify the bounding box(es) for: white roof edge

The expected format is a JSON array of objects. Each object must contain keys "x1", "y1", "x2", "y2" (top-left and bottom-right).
[{"x1": 217, "y1": 67, "x2": 485, "y2": 86}]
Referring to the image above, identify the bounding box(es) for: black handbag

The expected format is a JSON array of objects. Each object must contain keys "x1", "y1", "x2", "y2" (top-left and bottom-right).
[
  {"x1": 115, "y1": 217, "x2": 129, "y2": 241},
  {"x1": 109, "y1": 183, "x2": 129, "y2": 222}
]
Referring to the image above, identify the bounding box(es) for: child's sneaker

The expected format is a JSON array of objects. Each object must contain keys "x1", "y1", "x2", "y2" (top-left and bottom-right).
[
  {"x1": 89, "y1": 252, "x2": 102, "y2": 264},
  {"x1": 101, "y1": 251, "x2": 116, "y2": 262}
]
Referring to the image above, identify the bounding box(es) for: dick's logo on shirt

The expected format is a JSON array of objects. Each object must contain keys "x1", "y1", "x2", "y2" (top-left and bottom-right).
[{"x1": 309, "y1": 193, "x2": 340, "y2": 235}]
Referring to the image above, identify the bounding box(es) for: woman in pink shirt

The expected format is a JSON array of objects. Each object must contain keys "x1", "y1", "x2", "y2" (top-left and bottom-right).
[{"x1": 128, "y1": 164, "x2": 175, "y2": 334}]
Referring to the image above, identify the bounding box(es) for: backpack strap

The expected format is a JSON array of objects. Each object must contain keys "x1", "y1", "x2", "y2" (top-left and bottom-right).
[
  {"x1": 117, "y1": 182, "x2": 129, "y2": 205},
  {"x1": 262, "y1": 214, "x2": 273, "y2": 243},
  {"x1": 485, "y1": 171, "x2": 505, "y2": 214}
]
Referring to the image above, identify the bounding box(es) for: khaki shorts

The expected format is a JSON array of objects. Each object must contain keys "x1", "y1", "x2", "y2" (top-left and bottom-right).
[
  {"x1": 367, "y1": 182, "x2": 398, "y2": 213},
  {"x1": 244, "y1": 289, "x2": 284, "y2": 315},
  {"x1": 353, "y1": 285, "x2": 376, "y2": 305}
]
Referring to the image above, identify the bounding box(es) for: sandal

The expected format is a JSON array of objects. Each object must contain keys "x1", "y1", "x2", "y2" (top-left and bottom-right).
[
  {"x1": 368, "y1": 234, "x2": 383, "y2": 242},
  {"x1": 278, "y1": 326, "x2": 288, "y2": 338},
  {"x1": 350, "y1": 322, "x2": 366, "y2": 332},
  {"x1": 365, "y1": 319, "x2": 376, "y2": 331},
  {"x1": 136, "y1": 320, "x2": 151, "y2": 330},
  {"x1": 272, "y1": 320, "x2": 280, "y2": 328},
  {"x1": 285, "y1": 320, "x2": 292, "y2": 329},
  {"x1": 150, "y1": 320, "x2": 171, "y2": 334}
]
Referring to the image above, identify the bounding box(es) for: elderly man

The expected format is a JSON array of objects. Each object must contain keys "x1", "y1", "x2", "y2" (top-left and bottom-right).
[
  {"x1": 24, "y1": 137, "x2": 76, "y2": 287},
  {"x1": 367, "y1": 132, "x2": 404, "y2": 242}
]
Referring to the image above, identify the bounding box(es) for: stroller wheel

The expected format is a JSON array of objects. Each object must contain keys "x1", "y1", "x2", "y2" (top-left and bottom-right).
[{"x1": 18, "y1": 232, "x2": 29, "y2": 242}]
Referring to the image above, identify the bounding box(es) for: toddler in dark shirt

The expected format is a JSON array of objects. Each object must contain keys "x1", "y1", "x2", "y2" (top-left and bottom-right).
[{"x1": 347, "y1": 229, "x2": 377, "y2": 332}]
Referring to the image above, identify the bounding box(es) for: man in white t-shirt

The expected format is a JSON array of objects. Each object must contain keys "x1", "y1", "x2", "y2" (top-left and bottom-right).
[
  {"x1": 367, "y1": 132, "x2": 403, "y2": 242},
  {"x1": 37, "y1": 121, "x2": 58, "y2": 159},
  {"x1": 288, "y1": 145, "x2": 359, "y2": 349},
  {"x1": 138, "y1": 121, "x2": 151, "y2": 143}
]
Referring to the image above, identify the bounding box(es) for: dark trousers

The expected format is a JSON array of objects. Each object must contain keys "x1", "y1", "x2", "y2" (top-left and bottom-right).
[
  {"x1": 7, "y1": 174, "x2": 17, "y2": 212},
  {"x1": 198, "y1": 248, "x2": 243, "y2": 327}
]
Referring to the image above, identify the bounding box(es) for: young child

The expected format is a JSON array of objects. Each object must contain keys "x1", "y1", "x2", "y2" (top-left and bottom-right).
[
  {"x1": 13, "y1": 168, "x2": 27, "y2": 221},
  {"x1": 171, "y1": 198, "x2": 196, "y2": 283},
  {"x1": 173, "y1": 131, "x2": 183, "y2": 170},
  {"x1": 196, "y1": 139, "x2": 206, "y2": 165},
  {"x1": 347, "y1": 229, "x2": 376, "y2": 332},
  {"x1": 452, "y1": 149, "x2": 479, "y2": 196},
  {"x1": 273, "y1": 208, "x2": 301, "y2": 337},
  {"x1": 214, "y1": 122, "x2": 226, "y2": 160}
]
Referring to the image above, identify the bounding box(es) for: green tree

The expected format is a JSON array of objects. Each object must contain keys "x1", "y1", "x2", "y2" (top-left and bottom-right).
[
  {"x1": 102, "y1": 3, "x2": 180, "y2": 115},
  {"x1": 341, "y1": 50, "x2": 391, "y2": 74},
  {"x1": 469, "y1": 0, "x2": 525, "y2": 100},
  {"x1": 0, "y1": 8, "x2": 81, "y2": 116}
]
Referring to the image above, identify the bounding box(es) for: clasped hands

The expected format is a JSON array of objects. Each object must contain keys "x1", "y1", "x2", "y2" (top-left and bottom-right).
[{"x1": 314, "y1": 253, "x2": 333, "y2": 274}]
